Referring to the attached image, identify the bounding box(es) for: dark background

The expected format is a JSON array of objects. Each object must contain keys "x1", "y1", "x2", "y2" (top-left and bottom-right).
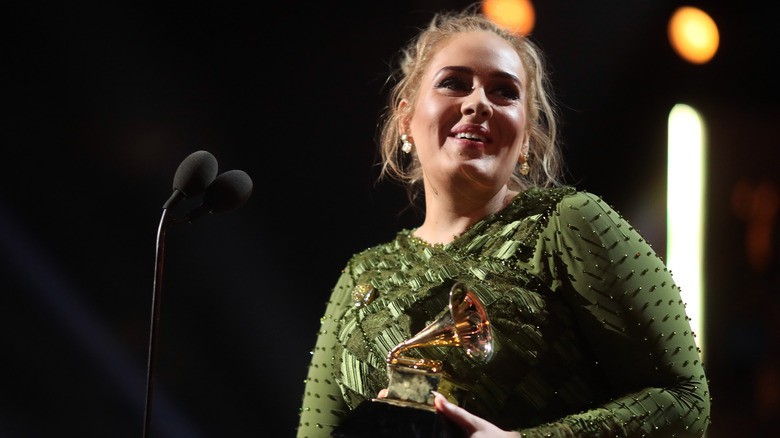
[{"x1": 3, "y1": 1, "x2": 779, "y2": 436}]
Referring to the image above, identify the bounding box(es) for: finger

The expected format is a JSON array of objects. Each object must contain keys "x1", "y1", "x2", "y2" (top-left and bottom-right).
[
  {"x1": 432, "y1": 392, "x2": 477, "y2": 433},
  {"x1": 377, "y1": 388, "x2": 388, "y2": 398}
]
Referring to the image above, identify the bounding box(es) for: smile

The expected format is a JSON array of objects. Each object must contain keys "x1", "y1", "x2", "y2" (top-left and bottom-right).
[{"x1": 454, "y1": 132, "x2": 488, "y2": 142}]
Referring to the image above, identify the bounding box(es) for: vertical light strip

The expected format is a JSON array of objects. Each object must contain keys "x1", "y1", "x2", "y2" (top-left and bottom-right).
[{"x1": 667, "y1": 104, "x2": 706, "y2": 355}]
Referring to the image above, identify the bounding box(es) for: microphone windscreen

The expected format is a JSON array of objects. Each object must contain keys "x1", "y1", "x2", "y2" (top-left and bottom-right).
[
  {"x1": 172, "y1": 150, "x2": 219, "y2": 197},
  {"x1": 204, "y1": 170, "x2": 253, "y2": 213}
]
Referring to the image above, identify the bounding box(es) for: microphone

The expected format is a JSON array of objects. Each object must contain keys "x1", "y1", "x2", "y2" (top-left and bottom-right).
[
  {"x1": 162, "y1": 150, "x2": 219, "y2": 210},
  {"x1": 144, "y1": 150, "x2": 251, "y2": 438},
  {"x1": 174, "y1": 170, "x2": 254, "y2": 224}
]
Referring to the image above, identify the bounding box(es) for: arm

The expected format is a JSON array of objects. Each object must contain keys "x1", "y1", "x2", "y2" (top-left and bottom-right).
[
  {"x1": 518, "y1": 192, "x2": 711, "y2": 437},
  {"x1": 296, "y1": 265, "x2": 355, "y2": 437}
]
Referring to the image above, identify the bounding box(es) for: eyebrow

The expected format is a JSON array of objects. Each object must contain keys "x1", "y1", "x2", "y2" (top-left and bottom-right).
[{"x1": 436, "y1": 65, "x2": 522, "y2": 84}]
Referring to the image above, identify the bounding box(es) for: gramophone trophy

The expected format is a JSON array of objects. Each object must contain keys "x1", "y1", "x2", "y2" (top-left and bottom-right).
[{"x1": 332, "y1": 282, "x2": 493, "y2": 438}]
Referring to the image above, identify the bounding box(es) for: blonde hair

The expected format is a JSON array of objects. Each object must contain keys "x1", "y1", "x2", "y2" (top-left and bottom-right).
[{"x1": 378, "y1": 10, "x2": 564, "y2": 203}]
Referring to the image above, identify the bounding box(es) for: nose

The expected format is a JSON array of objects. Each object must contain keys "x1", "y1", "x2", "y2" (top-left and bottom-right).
[{"x1": 461, "y1": 88, "x2": 493, "y2": 120}]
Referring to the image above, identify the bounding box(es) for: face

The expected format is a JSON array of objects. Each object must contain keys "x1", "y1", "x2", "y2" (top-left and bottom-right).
[{"x1": 403, "y1": 31, "x2": 528, "y2": 193}]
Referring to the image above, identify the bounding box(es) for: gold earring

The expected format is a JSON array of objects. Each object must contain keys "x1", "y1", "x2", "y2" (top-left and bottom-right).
[
  {"x1": 519, "y1": 152, "x2": 530, "y2": 175},
  {"x1": 401, "y1": 134, "x2": 414, "y2": 154}
]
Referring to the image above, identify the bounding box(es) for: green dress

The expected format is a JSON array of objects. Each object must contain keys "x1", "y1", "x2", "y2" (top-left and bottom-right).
[{"x1": 297, "y1": 188, "x2": 711, "y2": 437}]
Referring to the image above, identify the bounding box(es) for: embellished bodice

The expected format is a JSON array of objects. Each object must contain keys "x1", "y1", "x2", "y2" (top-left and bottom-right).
[{"x1": 298, "y1": 187, "x2": 711, "y2": 437}]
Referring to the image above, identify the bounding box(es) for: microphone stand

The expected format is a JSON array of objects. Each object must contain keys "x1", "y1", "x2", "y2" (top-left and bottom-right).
[{"x1": 143, "y1": 207, "x2": 171, "y2": 438}]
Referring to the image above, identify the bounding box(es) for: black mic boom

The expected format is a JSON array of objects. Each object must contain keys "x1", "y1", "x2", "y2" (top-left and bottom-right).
[{"x1": 144, "y1": 150, "x2": 252, "y2": 438}]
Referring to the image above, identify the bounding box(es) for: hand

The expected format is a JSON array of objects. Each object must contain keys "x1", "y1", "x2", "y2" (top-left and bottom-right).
[{"x1": 433, "y1": 392, "x2": 521, "y2": 438}]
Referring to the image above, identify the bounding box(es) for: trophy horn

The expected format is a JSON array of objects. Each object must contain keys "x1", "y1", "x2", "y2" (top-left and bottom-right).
[{"x1": 387, "y1": 283, "x2": 493, "y2": 368}]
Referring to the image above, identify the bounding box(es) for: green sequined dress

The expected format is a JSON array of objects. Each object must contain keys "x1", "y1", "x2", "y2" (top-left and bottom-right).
[{"x1": 298, "y1": 187, "x2": 711, "y2": 437}]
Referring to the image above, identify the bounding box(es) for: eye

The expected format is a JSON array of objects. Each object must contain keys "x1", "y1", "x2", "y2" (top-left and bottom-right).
[
  {"x1": 493, "y1": 85, "x2": 521, "y2": 101},
  {"x1": 435, "y1": 76, "x2": 471, "y2": 92}
]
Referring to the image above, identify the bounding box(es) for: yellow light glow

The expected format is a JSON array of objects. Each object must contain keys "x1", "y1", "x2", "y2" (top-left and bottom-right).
[
  {"x1": 482, "y1": 0, "x2": 536, "y2": 36},
  {"x1": 667, "y1": 104, "x2": 707, "y2": 355},
  {"x1": 668, "y1": 6, "x2": 719, "y2": 64}
]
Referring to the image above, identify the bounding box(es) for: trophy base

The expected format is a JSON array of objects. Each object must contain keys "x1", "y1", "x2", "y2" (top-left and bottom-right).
[{"x1": 331, "y1": 400, "x2": 465, "y2": 438}]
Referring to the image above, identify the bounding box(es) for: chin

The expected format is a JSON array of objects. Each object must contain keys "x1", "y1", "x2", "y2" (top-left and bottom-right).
[{"x1": 455, "y1": 167, "x2": 501, "y2": 188}]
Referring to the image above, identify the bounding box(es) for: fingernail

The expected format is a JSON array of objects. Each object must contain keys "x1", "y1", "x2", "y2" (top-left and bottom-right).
[{"x1": 431, "y1": 391, "x2": 449, "y2": 411}]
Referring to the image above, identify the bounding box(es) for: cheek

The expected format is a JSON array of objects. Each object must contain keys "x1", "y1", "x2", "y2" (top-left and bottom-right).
[
  {"x1": 413, "y1": 104, "x2": 438, "y2": 132},
  {"x1": 411, "y1": 95, "x2": 454, "y2": 135},
  {"x1": 513, "y1": 109, "x2": 528, "y2": 141},
  {"x1": 512, "y1": 106, "x2": 527, "y2": 127},
  {"x1": 497, "y1": 108, "x2": 527, "y2": 144}
]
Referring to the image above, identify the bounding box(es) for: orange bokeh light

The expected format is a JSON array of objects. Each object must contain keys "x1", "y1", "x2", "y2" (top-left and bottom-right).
[
  {"x1": 668, "y1": 6, "x2": 720, "y2": 64},
  {"x1": 482, "y1": 0, "x2": 536, "y2": 36}
]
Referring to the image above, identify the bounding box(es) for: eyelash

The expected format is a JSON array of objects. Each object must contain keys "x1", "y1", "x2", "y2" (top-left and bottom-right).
[
  {"x1": 435, "y1": 77, "x2": 470, "y2": 91},
  {"x1": 496, "y1": 86, "x2": 520, "y2": 101},
  {"x1": 435, "y1": 77, "x2": 521, "y2": 101}
]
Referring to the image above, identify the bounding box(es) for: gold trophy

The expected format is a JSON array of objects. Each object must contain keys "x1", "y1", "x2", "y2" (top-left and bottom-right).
[{"x1": 333, "y1": 282, "x2": 493, "y2": 438}]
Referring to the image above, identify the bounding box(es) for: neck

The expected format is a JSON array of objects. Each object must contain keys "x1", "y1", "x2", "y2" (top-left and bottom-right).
[{"x1": 414, "y1": 179, "x2": 516, "y2": 246}]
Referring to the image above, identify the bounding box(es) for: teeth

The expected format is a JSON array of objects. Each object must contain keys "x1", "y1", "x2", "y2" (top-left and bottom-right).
[{"x1": 455, "y1": 132, "x2": 487, "y2": 142}]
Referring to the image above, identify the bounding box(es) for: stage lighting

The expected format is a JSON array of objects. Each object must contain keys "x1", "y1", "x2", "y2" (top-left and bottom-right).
[
  {"x1": 482, "y1": 0, "x2": 536, "y2": 36},
  {"x1": 668, "y1": 6, "x2": 719, "y2": 64},
  {"x1": 667, "y1": 103, "x2": 707, "y2": 355}
]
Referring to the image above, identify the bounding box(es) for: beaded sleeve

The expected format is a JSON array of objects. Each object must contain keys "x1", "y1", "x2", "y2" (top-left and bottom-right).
[
  {"x1": 517, "y1": 192, "x2": 711, "y2": 437},
  {"x1": 296, "y1": 266, "x2": 353, "y2": 437}
]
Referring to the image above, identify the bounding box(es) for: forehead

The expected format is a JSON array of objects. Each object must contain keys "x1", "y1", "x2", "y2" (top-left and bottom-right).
[{"x1": 426, "y1": 31, "x2": 525, "y2": 81}]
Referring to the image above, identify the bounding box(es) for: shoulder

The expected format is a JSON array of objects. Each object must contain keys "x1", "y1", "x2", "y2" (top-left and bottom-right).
[
  {"x1": 553, "y1": 190, "x2": 630, "y2": 230},
  {"x1": 546, "y1": 189, "x2": 650, "y2": 257},
  {"x1": 556, "y1": 190, "x2": 616, "y2": 217},
  {"x1": 503, "y1": 186, "x2": 595, "y2": 221},
  {"x1": 342, "y1": 232, "x2": 409, "y2": 279},
  {"x1": 520, "y1": 187, "x2": 636, "y2": 244},
  {"x1": 520, "y1": 187, "x2": 609, "y2": 211},
  {"x1": 512, "y1": 187, "x2": 623, "y2": 224},
  {"x1": 498, "y1": 186, "x2": 605, "y2": 226},
  {"x1": 327, "y1": 236, "x2": 404, "y2": 305}
]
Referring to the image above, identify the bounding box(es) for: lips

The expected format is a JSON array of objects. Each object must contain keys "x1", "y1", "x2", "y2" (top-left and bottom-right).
[
  {"x1": 450, "y1": 125, "x2": 491, "y2": 143},
  {"x1": 454, "y1": 131, "x2": 488, "y2": 142}
]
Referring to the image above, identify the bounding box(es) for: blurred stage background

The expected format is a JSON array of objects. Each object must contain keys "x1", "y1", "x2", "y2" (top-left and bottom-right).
[{"x1": 3, "y1": 1, "x2": 778, "y2": 436}]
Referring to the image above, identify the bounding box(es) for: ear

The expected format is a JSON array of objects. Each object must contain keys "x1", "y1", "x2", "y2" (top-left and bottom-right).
[
  {"x1": 517, "y1": 135, "x2": 531, "y2": 164},
  {"x1": 521, "y1": 133, "x2": 531, "y2": 155},
  {"x1": 398, "y1": 99, "x2": 412, "y2": 136}
]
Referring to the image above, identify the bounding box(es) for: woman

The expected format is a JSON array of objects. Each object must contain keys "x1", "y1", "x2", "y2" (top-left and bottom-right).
[{"x1": 298, "y1": 10, "x2": 711, "y2": 438}]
